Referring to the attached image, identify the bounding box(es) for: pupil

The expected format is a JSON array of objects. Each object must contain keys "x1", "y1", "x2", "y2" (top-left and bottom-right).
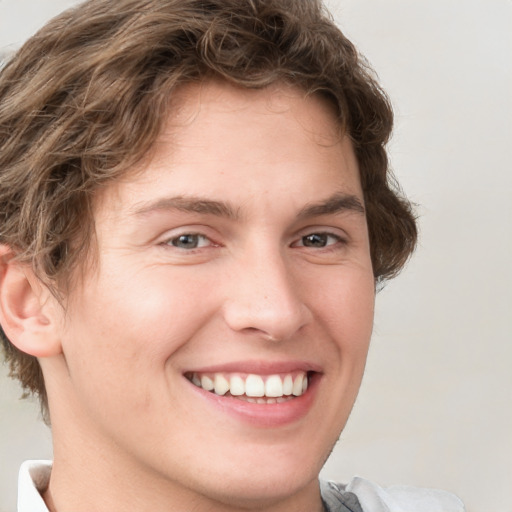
[
  {"x1": 304, "y1": 234, "x2": 327, "y2": 247},
  {"x1": 174, "y1": 235, "x2": 198, "y2": 248}
]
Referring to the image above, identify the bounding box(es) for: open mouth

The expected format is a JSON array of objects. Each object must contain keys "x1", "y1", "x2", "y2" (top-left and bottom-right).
[{"x1": 185, "y1": 371, "x2": 313, "y2": 404}]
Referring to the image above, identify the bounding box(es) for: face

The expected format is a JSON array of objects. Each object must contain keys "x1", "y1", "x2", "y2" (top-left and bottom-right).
[{"x1": 45, "y1": 82, "x2": 375, "y2": 510}]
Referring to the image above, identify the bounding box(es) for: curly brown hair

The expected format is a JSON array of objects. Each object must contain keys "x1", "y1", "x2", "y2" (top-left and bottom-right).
[{"x1": 0, "y1": 0, "x2": 417, "y2": 419}]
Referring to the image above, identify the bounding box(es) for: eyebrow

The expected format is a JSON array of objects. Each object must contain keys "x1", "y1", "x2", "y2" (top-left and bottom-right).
[
  {"x1": 297, "y1": 193, "x2": 365, "y2": 219},
  {"x1": 131, "y1": 192, "x2": 364, "y2": 220},
  {"x1": 131, "y1": 195, "x2": 240, "y2": 219}
]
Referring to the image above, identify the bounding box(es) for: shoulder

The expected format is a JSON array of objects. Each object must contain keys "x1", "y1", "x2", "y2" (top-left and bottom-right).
[{"x1": 321, "y1": 477, "x2": 465, "y2": 512}]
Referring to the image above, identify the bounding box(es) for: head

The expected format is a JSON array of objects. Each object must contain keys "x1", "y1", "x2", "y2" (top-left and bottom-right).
[{"x1": 0, "y1": 0, "x2": 416, "y2": 507}]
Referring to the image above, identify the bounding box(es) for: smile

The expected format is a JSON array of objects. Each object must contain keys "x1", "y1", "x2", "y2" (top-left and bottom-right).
[{"x1": 185, "y1": 371, "x2": 309, "y2": 403}]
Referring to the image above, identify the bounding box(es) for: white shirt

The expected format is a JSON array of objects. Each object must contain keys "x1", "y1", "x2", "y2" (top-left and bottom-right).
[
  {"x1": 321, "y1": 479, "x2": 465, "y2": 512},
  {"x1": 18, "y1": 460, "x2": 52, "y2": 512},
  {"x1": 18, "y1": 460, "x2": 465, "y2": 512}
]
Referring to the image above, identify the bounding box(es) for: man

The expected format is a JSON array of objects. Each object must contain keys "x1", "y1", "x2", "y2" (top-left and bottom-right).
[{"x1": 0, "y1": 0, "x2": 464, "y2": 510}]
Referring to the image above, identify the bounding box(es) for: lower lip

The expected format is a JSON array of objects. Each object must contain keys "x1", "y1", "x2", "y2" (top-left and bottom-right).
[{"x1": 187, "y1": 373, "x2": 320, "y2": 428}]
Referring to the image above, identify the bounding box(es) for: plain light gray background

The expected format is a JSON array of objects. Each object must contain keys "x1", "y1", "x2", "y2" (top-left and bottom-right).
[{"x1": 1, "y1": 1, "x2": 511, "y2": 511}]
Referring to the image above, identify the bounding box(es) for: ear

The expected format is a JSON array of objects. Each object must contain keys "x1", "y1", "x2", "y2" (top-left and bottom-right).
[{"x1": 0, "y1": 245, "x2": 63, "y2": 357}]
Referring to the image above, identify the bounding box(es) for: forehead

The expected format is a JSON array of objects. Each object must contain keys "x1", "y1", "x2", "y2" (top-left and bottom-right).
[
  {"x1": 95, "y1": 80, "x2": 359, "y2": 217},
  {"x1": 165, "y1": 80, "x2": 343, "y2": 145}
]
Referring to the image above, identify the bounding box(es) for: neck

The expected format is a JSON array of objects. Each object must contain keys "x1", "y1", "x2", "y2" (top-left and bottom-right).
[
  {"x1": 46, "y1": 423, "x2": 324, "y2": 512},
  {"x1": 44, "y1": 460, "x2": 324, "y2": 512}
]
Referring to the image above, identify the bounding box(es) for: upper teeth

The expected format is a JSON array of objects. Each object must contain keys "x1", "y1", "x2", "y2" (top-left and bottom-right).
[{"x1": 188, "y1": 372, "x2": 309, "y2": 398}]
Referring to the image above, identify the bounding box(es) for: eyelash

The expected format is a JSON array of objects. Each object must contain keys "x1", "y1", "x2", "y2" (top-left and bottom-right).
[
  {"x1": 292, "y1": 232, "x2": 345, "y2": 249},
  {"x1": 162, "y1": 231, "x2": 346, "y2": 252},
  {"x1": 163, "y1": 233, "x2": 213, "y2": 250}
]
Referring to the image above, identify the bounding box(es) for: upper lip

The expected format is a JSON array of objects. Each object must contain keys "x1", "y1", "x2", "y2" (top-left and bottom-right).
[{"x1": 183, "y1": 360, "x2": 323, "y2": 375}]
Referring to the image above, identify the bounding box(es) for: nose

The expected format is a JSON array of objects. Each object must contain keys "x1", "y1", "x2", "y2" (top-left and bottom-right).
[{"x1": 222, "y1": 249, "x2": 312, "y2": 342}]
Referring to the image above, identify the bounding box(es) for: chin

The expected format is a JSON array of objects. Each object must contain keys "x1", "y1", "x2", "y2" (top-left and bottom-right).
[
  {"x1": 181, "y1": 440, "x2": 327, "y2": 509},
  {"x1": 197, "y1": 468, "x2": 319, "y2": 511}
]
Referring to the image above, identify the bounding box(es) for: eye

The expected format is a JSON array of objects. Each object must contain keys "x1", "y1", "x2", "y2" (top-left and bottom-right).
[
  {"x1": 298, "y1": 232, "x2": 342, "y2": 248},
  {"x1": 166, "y1": 233, "x2": 211, "y2": 250}
]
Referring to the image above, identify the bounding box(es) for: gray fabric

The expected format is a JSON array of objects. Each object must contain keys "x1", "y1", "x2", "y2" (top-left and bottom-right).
[{"x1": 321, "y1": 480, "x2": 364, "y2": 512}]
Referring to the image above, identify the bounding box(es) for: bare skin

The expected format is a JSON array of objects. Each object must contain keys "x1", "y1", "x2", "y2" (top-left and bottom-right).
[{"x1": 3, "y1": 81, "x2": 374, "y2": 512}]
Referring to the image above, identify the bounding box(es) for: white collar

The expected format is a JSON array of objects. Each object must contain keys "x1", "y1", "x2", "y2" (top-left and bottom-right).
[
  {"x1": 17, "y1": 460, "x2": 52, "y2": 512},
  {"x1": 342, "y1": 477, "x2": 465, "y2": 512}
]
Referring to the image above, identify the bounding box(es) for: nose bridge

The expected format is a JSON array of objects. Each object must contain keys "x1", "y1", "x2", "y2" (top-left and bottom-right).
[{"x1": 223, "y1": 241, "x2": 310, "y2": 341}]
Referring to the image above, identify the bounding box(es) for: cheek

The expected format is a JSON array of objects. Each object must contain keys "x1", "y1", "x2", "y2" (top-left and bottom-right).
[
  {"x1": 306, "y1": 266, "x2": 375, "y2": 345},
  {"x1": 62, "y1": 265, "x2": 217, "y2": 376}
]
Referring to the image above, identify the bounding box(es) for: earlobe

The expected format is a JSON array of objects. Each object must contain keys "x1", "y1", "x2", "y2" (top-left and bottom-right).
[{"x1": 0, "y1": 245, "x2": 63, "y2": 358}]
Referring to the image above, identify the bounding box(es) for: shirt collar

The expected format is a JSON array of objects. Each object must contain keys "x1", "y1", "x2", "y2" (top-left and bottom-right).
[{"x1": 18, "y1": 460, "x2": 52, "y2": 512}]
